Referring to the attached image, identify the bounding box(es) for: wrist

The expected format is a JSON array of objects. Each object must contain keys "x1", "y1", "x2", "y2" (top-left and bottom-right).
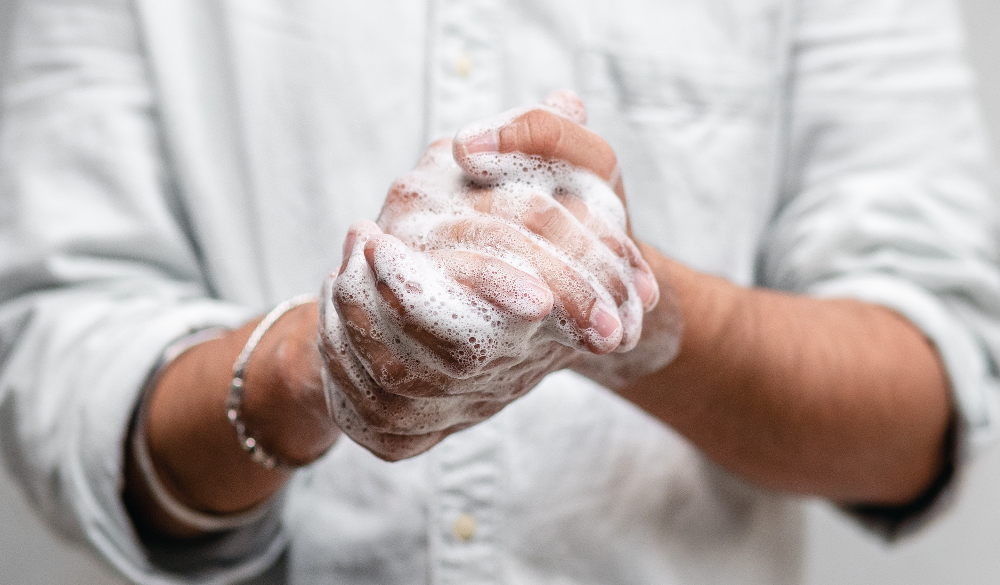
[
  {"x1": 569, "y1": 242, "x2": 694, "y2": 389},
  {"x1": 125, "y1": 327, "x2": 269, "y2": 538},
  {"x1": 141, "y1": 302, "x2": 336, "y2": 519},
  {"x1": 636, "y1": 243, "x2": 744, "y2": 358},
  {"x1": 143, "y1": 325, "x2": 287, "y2": 518},
  {"x1": 238, "y1": 301, "x2": 340, "y2": 466},
  {"x1": 610, "y1": 244, "x2": 749, "y2": 409}
]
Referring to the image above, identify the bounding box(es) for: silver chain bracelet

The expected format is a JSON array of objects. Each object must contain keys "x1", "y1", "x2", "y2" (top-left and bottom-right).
[
  {"x1": 227, "y1": 293, "x2": 318, "y2": 470},
  {"x1": 133, "y1": 326, "x2": 278, "y2": 532}
]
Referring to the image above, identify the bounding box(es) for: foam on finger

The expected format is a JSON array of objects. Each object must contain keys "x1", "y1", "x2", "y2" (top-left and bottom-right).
[
  {"x1": 318, "y1": 96, "x2": 667, "y2": 460},
  {"x1": 363, "y1": 233, "x2": 554, "y2": 378},
  {"x1": 541, "y1": 89, "x2": 588, "y2": 125}
]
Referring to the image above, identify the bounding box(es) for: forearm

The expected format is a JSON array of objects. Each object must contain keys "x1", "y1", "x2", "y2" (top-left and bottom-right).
[
  {"x1": 125, "y1": 302, "x2": 338, "y2": 538},
  {"x1": 616, "y1": 243, "x2": 951, "y2": 506}
]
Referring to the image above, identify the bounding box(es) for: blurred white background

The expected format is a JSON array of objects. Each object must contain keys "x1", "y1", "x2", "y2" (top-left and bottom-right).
[{"x1": 1, "y1": 0, "x2": 1000, "y2": 583}]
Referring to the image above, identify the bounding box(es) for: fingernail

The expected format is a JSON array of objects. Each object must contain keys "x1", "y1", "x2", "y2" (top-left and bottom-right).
[
  {"x1": 464, "y1": 131, "x2": 498, "y2": 154},
  {"x1": 634, "y1": 269, "x2": 659, "y2": 309},
  {"x1": 591, "y1": 306, "x2": 621, "y2": 338}
]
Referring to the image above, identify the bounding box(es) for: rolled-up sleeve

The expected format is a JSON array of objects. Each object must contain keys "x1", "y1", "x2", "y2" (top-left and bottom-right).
[
  {"x1": 762, "y1": 0, "x2": 1000, "y2": 536},
  {"x1": 0, "y1": 0, "x2": 283, "y2": 582}
]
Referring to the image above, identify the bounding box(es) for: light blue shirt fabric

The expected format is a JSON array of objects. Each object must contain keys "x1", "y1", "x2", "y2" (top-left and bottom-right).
[{"x1": 0, "y1": 0, "x2": 999, "y2": 583}]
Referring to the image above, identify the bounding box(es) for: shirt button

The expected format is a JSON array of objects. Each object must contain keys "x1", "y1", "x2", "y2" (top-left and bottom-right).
[
  {"x1": 454, "y1": 53, "x2": 474, "y2": 78},
  {"x1": 453, "y1": 513, "x2": 476, "y2": 541}
]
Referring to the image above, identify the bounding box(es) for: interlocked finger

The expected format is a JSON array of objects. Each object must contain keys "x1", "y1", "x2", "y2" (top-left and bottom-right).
[{"x1": 428, "y1": 216, "x2": 624, "y2": 354}]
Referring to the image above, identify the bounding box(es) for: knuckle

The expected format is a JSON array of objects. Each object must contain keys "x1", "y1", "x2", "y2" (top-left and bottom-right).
[
  {"x1": 370, "y1": 358, "x2": 412, "y2": 393},
  {"x1": 464, "y1": 398, "x2": 505, "y2": 421},
  {"x1": 352, "y1": 401, "x2": 389, "y2": 429},
  {"x1": 526, "y1": 196, "x2": 565, "y2": 233},
  {"x1": 605, "y1": 274, "x2": 628, "y2": 306},
  {"x1": 375, "y1": 280, "x2": 404, "y2": 314},
  {"x1": 374, "y1": 448, "x2": 410, "y2": 463},
  {"x1": 553, "y1": 190, "x2": 590, "y2": 222},
  {"x1": 441, "y1": 218, "x2": 473, "y2": 242},
  {"x1": 345, "y1": 219, "x2": 382, "y2": 242},
  {"x1": 597, "y1": 231, "x2": 629, "y2": 260},
  {"x1": 443, "y1": 353, "x2": 488, "y2": 378},
  {"x1": 469, "y1": 187, "x2": 494, "y2": 213},
  {"x1": 337, "y1": 300, "x2": 374, "y2": 339},
  {"x1": 385, "y1": 180, "x2": 418, "y2": 206},
  {"x1": 352, "y1": 394, "x2": 406, "y2": 431},
  {"x1": 520, "y1": 109, "x2": 563, "y2": 157},
  {"x1": 372, "y1": 432, "x2": 439, "y2": 462}
]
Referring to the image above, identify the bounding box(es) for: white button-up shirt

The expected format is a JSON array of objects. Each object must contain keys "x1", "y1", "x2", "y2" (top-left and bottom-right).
[{"x1": 1, "y1": 0, "x2": 999, "y2": 584}]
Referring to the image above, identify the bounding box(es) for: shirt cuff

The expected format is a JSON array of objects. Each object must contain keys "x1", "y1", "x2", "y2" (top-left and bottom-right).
[{"x1": 70, "y1": 300, "x2": 288, "y2": 584}]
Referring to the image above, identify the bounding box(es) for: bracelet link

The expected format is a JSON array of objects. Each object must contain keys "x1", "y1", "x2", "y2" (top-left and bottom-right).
[{"x1": 227, "y1": 293, "x2": 318, "y2": 470}]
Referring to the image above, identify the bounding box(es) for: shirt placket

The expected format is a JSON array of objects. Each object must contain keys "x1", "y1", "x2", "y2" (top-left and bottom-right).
[
  {"x1": 424, "y1": 0, "x2": 503, "y2": 141},
  {"x1": 428, "y1": 420, "x2": 505, "y2": 585},
  {"x1": 424, "y1": 1, "x2": 505, "y2": 583}
]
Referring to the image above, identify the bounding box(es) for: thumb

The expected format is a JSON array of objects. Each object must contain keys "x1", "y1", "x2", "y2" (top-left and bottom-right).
[{"x1": 451, "y1": 93, "x2": 620, "y2": 194}]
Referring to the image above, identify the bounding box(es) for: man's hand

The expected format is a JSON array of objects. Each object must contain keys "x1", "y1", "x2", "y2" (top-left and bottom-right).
[
  {"x1": 127, "y1": 301, "x2": 339, "y2": 538},
  {"x1": 321, "y1": 89, "x2": 951, "y2": 507},
  {"x1": 126, "y1": 89, "x2": 949, "y2": 546},
  {"x1": 125, "y1": 91, "x2": 673, "y2": 538},
  {"x1": 319, "y1": 91, "x2": 672, "y2": 461}
]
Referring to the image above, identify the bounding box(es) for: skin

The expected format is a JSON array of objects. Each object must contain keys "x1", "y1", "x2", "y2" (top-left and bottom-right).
[
  {"x1": 319, "y1": 105, "x2": 655, "y2": 459},
  {"x1": 125, "y1": 93, "x2": 950, "y2": 540}
]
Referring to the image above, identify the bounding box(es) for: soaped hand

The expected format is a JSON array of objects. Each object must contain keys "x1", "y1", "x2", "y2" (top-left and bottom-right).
[{"x1": 319, "y1": 91, "x2": 669, "y2": 460}]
